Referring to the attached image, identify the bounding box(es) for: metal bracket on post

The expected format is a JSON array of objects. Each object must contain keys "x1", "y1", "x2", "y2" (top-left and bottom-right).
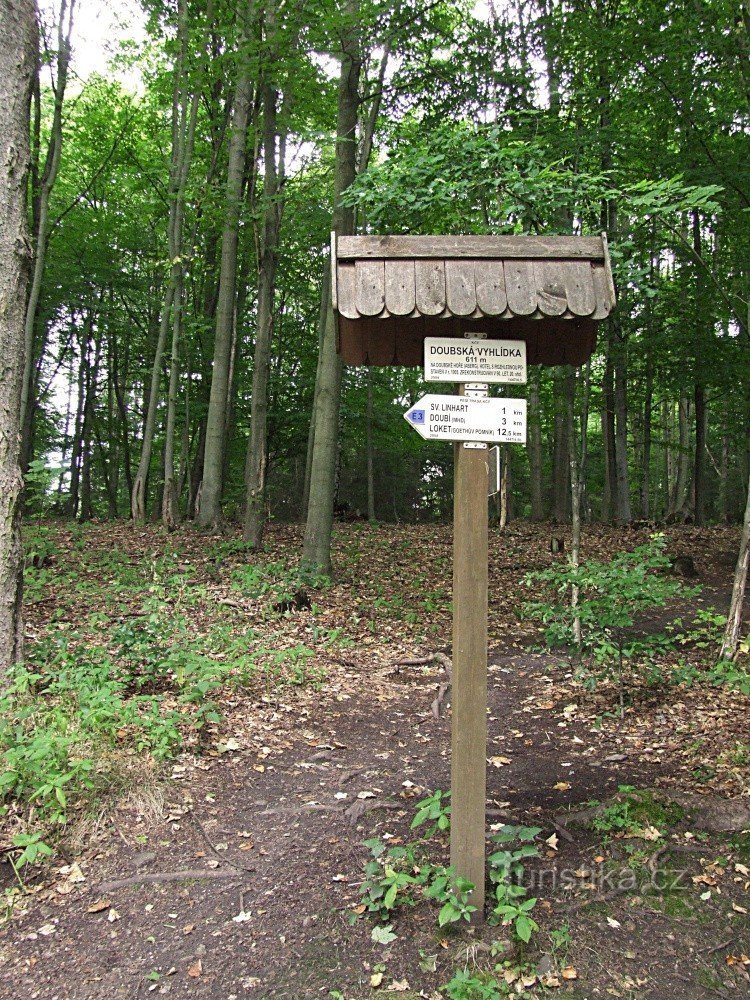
[{"x1": 462, "y1": 374, "x2": 488, "y2": 448}]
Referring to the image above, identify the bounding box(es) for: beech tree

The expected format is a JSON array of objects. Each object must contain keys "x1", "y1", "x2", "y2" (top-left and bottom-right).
[{"x1": 0, "y1": 0, "x2": 37, "y2": 676}]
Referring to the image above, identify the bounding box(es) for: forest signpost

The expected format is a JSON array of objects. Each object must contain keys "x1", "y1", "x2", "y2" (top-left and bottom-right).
[
  {"x1": 403, "y1": 391, "x2": 527, "y2": 443},
  {"x1": 332, "y1": 233, "x2": 616, "y2": 919}
]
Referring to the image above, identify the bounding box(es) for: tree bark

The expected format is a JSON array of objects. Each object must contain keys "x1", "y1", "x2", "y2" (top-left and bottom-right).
[
  {"x1": 79, "y1": 324, "x2": 102, "y2": 522},
  {"x1": 670, "y1": 397, "x2": 691, "y2": 520},
  {"x1": 568, "y1": 368, "x2": 583, "y2": 646},
  {"x1": 301, "y1": 0, "x2": 361, "y2": 574},
  {"x1": 196, "y1": 4, "x2": 256, "y2": 530},
  {"x1": 366, "y1": 368, "x2": 375, "y2": 521},
  {"x1": 527, "y1": 369, "x2": 544, "y2": 520},
  {"x1": 0, "y1": 0, "x2": 36, "y2": 679},
  {"x1": 719, "y1": 464, "x2": 750, "y2": 661},
  {"x1": 244, "y1": 63, "x2": 286, "y2": 547},
  {"x1": 552, "y1": 366, "x2": 573, "y2": 522},
  {"x1": 692, "y1": 211, "x2": 707, "y2": 526},
  {"x1": 641, "y1": 352, "x2": 653, "y2": 518},
  {"x1": 601, "y1": 350, "x2": 616, "y2": 522},
  {"x1": 610, "y1": 324, "x2": 632, "y2": 525},
  {"x1": 163, "y1": 0, "x2": 202, "y2": 530},
  {"x1": 19, "y1": 0, "x2": 76, "y2": 471},
  {"x1": 130, "y1": 284, "x2": 174, "y2": 521},
  {"x1": 301, "y1": 270, "x2": 330, "y2": 520}
]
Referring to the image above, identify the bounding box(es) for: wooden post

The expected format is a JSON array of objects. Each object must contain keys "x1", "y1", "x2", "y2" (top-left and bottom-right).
[{"x1": 450, "y1": 384, "x2": 488, "y2": 921}]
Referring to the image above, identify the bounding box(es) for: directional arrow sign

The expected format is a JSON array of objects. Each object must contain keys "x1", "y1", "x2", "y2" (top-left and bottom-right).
[{"x1": 404, "y1": 395, "x2": 527, "y2": 444}]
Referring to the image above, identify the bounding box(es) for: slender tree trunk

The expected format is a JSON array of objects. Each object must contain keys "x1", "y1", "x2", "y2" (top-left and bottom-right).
[
  {"x1": 692, "y1": 210, "x2": 707, "y2": 526},
  {"x1": 66, "y1": 335, "x2": 87, "y2": 517},
  {"x1": 720, "y1": 464, "x2": 750, "y2": 661},
  {"x1": 610, "y1": 325, "x2": 631, "y2": 525},
  {"x1": 56, "y1": 349, "x2": 74, "y2": 505},
  {"x1": 162, "y1": 272, "x2": 184, "y2": 530},
  {"x1": 130, "y1": 284, "x2": 174, "y2": 521},
  {"x1": 670, "y1": 397, "x2": 691, "y2": 519},
  {"x1": 111, "y1": 324, "x2": 133, "y2": 499},
  {"x1": 163, "y1": 0, "x2": 201, "y2": 530},
  {"x1": 694, "y1": 384, "x2": 707, "y2": 525},
  {"x1": 0, "y1": 0, "x2": 36, "y2": 679},
  {"x1": 528, "y1": 368, "x2": 544, "y2": 520},
  {"x1": 196, "y1": 7, "x2": 256, "y2": 530},
  {"x1": 302, "y1": 0, "x2": 361, "y2": 574},
  {"x1": 641, "y1": 353, "x2": 653, "y2": 518},
  {"x1": 19, "y1": 0, "x2": 76, "y2": 471},
  {"x1": 568, "y1": 371, "x2": 583, "y2": 646},
  {"x1": 301, "y1": 271, "x2": 330, "y2": 520},
  {"x1": 579, "y1": 359, "x2": 591, "y2": 521},
  {"x1": 719, "y1": 401, "x2": 730, "y2": 524},
  {"x1": 601, "y1": 351, "x2": 616, "y2": 522},
  {"x1": 244, "y1": 71, "x2": 285, "y2": 547},
  {"x1": 499, "y1": 445, "x2": 511, "y2": 529},
  {"x1": 366, "y1": 368, "x2": 375, "y2": 521},
  {"x1": 552, "y1": 367, "x2": 572, "y2": 522},
  {"x1": 79, "y1": 328, "x2": 102, "y2": 523}
]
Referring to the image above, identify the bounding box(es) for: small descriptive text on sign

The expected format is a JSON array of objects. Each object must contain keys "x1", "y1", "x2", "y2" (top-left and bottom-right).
[
  {"x1": 423, "y1": 337, "x2": 527, "y2": 384},
  {"x1": 404, "y1": 394, "x2": 527, "y2": 444}
]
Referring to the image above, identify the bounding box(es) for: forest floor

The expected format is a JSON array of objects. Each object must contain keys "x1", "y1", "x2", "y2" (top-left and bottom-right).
[{"x1": 0, "y1": 519, "x2": 748, "y2": 999}]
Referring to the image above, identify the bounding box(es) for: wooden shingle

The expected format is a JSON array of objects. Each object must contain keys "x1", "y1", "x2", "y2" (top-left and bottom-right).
[{"x1": 332, "y1": 233, "x2": 616, "y2": 367}]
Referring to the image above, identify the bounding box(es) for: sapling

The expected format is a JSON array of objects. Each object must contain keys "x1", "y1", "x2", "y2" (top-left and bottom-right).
[{"x1": 524, "y1": 536, "x2": 699, "y2": 712}]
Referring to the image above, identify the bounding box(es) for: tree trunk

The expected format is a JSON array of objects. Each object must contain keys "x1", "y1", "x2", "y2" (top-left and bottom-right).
[
  {"x1": 670, "y1": 397, "x2": 691, "y2": 519},
  {"x1": 641, "y1": 353, "x2": 653, "y2": 518},
  {"x1": 499, "y1": 445, "x2": 511, "y2": 529},
  {"x1": 130, "y1": 284, "x2": 174, "y2": 521},
  {"x1": 719, "y1": 465, "x2": 750, "y2": 661},
  {"x1": 694, "y1": 383, "x2": 707, "y2": 526},
  {"x1": 0, "y1": 0, "x2": 36, "y2": 679},
  {"x1": 66, "y1": 333, "x2": 87, "y2": 518},
  {"x1": 610, "y1": 325, "x2": 632, "y2": 525},
  {"x1": 79, "y1": 327, "x2": 102, "y2": 523},
  {"x1": 301, "y1": 271, "x2": 330, "y2": 520},
  {"x1": 163, "y1": 0, "x2": 201, "y2": 531},
  {"x1": 692, "y1": 210, "x2": 707, "y2": 526},
  {"x1": 552, "y1": 367, "x2": 572, "y2": 522},
  {"x1": 366, "y1": 368, "x2": 375, "y2": 521},
  {"x1": 528, "y1": 368, "x2": 544, "y2": 520},
  {"x1": 244, "y1": 70, "x2": 285, "y2": 547},
  {"x1": 568, "y1": 369, "x2": 582, "y2": 646},
  {"x1": 579, "y1": 359, "x2": 591, "y2": 521},
  {"x1": 19, "y1": 0, "x2": 76, "y2": 471},
  {"x1": 196, "y1": 6, "x2": 256, "y2": 530},
  {"x1": 601, "y1": 350, "x2": 616, "y2": 522},
  {"x1": 661, "y1": 398, "x2": 672, "y2": 519},
  {"x1": 301, "y1": 0, "x2": 361, "y2": 574}
]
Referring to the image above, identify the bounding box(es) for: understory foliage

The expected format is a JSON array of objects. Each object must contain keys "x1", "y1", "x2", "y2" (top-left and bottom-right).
[
  {"x1": 1, "y1": 525, "x2": 337, "y2": 866},
  {"x1": 523, "y1": 536, "x2": 706, "y2": 700}
]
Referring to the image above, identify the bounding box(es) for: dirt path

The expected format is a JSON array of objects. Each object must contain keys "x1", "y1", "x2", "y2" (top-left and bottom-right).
[{"x1": 2, "y1": 644, "x2": 747, "y2": 999}]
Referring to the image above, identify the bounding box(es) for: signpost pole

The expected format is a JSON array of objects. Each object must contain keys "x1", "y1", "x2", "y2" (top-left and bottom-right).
[{"x1": 450, "y1": 383, "x2": 488, "y2": 922}]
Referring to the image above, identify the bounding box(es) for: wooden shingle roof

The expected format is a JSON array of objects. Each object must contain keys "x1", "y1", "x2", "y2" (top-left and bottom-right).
[{"x1": 332, "y1": 234, "x2": 615, "y2": 367}]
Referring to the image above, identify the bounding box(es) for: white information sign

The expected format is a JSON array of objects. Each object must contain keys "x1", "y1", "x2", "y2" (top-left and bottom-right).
[
  {"x1": 423, "y1": 338, "x2": 527, "y2": 384},
  {"x1": 488, "y1": 446, "x2": 501, "y2": 497},
  {"x1": 404, "y1": 395, "x2": 527, "y2": 444}
]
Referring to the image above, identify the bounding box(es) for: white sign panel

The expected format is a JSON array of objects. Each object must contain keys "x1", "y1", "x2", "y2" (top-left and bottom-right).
[
  {"x1": 423, "y1": 338, "x2": 527, "y2": 384},
  {"x1": 404, "y1": 395, "x2": 527, "y2": 444},
  {"x1": 488, "y1": 446, "x2": 501, "y2": 497}
]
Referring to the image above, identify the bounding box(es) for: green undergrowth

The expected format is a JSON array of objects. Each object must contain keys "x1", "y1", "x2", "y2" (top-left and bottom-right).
[
  {"x1": 2, "y1": 529, "x2": 345, "y2": 873},
  {"x1": 354, "y1": 791, "x2": 557, "y2": 998}
]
